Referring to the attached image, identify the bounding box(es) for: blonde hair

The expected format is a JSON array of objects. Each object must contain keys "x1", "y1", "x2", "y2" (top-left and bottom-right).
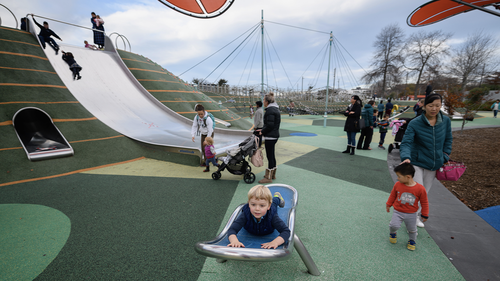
[
  {"x1": 205, "y1": 136, "x2": 214, "y2": 145},
  {"x1": 264, "y1": 92, "x2": 275, "y2": 104},
  {"x1": 247, "y1": 185, "x2": 272, "y2": 204}
]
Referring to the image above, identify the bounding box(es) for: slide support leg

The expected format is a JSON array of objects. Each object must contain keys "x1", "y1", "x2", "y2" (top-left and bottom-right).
[{"x1": 293, "y1": 234, "x2": 321, "y2": 276}]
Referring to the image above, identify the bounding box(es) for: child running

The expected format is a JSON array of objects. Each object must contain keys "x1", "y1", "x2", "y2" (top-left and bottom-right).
[
  {"x1": 386, "y1": 163, "x2": 429, "y2": 251},
  {"x1": 203, "y1": 136, "x2": 219, "y2": 172},
  {"x1": 227, "y1": 185, "x2": 290, "y2": 249},
  {"x1": 377, "y1": 114, "x2": 389, "y2": 149}
]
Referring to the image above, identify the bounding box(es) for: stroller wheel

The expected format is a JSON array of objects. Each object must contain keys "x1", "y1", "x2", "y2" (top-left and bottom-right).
[
  {"x1": 243, "y1": 172, "x2": 256, "y2": 184},
  {"x1": 212, "y1": 172, "x2": 221, "y2": 180},
  {"x1": 388, "y1": 144, "x2": 394, "y2": 154}
]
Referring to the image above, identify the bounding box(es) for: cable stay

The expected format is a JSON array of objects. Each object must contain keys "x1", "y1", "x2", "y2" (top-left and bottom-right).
[
  {"x1": 236, "y1": 29, "x2": 260, "y2": 87},
  {"x1": 263, "y1": 29, "x2": 295, "y2": 91},
  {"x1": 212, "y1": 25, "x2": 260, "y2": 85},
  {"x1": 201, "y1": 24, "x2": 261, "y2": 83},
  {"x1": 185, "y1": 16, "x2": 366, "y2": 101},
  {"x1": 179, "y1": 22, "x2": 260, "y2": 77},
  {"x1": 291, "y1": 41, "x2": 329, "y2": 90},
  {"x1": 264, "y1": 20, "x2": 330, "y2": 35}
]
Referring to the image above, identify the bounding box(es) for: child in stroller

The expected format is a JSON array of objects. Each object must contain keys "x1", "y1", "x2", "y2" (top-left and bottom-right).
[
  {"x1": 211, "y1": 134, "x2": 258, "y2": 183},
  {"x1": 388, "y1": 117, "x2": 412, "y2": 153}
]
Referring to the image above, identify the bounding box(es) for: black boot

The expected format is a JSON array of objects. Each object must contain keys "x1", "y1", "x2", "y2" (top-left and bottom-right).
[
  {"x1": 350, "y1": 146, "x2": 355, "y2": 155},
  {"x1": 342, "y1": 146, "x2": 351, "y2": 154}
]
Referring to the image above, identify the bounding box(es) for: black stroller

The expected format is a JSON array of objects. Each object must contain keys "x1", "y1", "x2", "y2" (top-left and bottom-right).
[
  {"x1": 388, "y1": 117, "x2": 412, "y2": 153},
  {"x1": 211, "y1": 134, "x2": 258, "y2": 184}
]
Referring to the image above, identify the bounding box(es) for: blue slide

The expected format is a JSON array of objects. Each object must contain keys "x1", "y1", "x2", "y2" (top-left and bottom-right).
[{"x1": 195, "y1": 184, "x2": 320, "y2": 275}]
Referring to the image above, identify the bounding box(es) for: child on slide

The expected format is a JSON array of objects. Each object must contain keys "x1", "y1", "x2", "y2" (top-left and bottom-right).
[{"x1": 227, "y1": 185, "x2": 290, "y2": 249}]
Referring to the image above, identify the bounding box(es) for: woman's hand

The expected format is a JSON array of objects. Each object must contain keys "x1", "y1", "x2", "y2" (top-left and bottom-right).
[{"x1": 400, "y1": 159, "x2": 411, "y2": 165}]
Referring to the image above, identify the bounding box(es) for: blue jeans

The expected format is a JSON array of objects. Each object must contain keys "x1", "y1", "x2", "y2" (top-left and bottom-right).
[
  {"x1": 494, "y1": 110, "x2": 498, "y2": 117},
  {"x1": 379, "y1": 132, "x2": 387, "y2": 145},
  {"x1": 38, "y1": 35, "x2": 59, "y2": 52},
  {"x1": 205, "y1": 157, "x2": 218, "y2": 167},
  {"x1": 347, "y1": 132, "x2": 357, "y2": 146}
]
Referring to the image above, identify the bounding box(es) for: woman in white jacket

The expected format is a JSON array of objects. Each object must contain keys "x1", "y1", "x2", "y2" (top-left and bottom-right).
[{"x1": 191, "y1": 104, "x2": 214, "y2": 166}]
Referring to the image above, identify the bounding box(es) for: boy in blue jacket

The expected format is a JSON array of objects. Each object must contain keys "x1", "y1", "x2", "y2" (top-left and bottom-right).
[{"x1": 227, "y1": 185, "x2": 290, "y2": 249}]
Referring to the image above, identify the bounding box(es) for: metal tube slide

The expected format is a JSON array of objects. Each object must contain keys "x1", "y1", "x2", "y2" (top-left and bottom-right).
[
  {"x1": 195, "y1": 184, "x2": 319, "y2": 275},
  {"x1": 12, "y1": 107, "x2": 74, "y2": 161},
  {"x1": 27, "y1": 16, "x2": 250, "y2": 158}
]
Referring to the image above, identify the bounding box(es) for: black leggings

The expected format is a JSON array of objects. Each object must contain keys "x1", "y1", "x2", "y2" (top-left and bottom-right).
[{"x1": 264, "y1": 139, "x2": 278, "y2": 169}]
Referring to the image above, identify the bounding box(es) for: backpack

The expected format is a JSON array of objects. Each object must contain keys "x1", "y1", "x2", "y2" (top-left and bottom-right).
[{"x1": 196, "y1": 112, "x2": 216, "y2": 129}]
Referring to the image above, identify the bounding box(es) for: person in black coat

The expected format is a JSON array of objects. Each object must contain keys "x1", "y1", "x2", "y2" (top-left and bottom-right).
[
  {"x1": 425, "y1": 82, "x2": 433, "y2": 97},
  {"x1": 342, "y1": 95, "x2": 362, "y2": 155},
  {"x1": 256, "y1": 92, "x2": 281, "y2": 183},
  {"x1": 61, "y1": 51, "x2": 82, "y2": 80},
  {"x1": 32, "y1": 16, "x2": 62, "y2": 55}
]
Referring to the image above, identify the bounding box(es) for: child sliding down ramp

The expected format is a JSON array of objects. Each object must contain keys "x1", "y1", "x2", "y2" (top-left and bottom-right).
[{"x1": 195, "y1": 184, "x2": 320, "y2": 276}]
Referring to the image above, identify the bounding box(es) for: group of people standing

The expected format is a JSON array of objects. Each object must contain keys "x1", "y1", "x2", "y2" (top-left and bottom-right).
[
  {"x1": 191, "y1": 93, "x2": 281, "y2": 184},
  {"x1": 342, "y1": 96, "x2": 390, "y2": 154}
]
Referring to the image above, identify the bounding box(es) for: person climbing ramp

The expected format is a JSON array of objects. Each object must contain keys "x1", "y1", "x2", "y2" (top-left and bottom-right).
[
  {"x1": 31, "y1": 15, "x2": 62, "y2": 55},
  {"x1": 61, "y1": 51, "x2": 82, "y2": 80}
]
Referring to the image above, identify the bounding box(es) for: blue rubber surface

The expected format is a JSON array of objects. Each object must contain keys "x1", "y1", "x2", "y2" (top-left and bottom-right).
[
  {"x1": 289, "y1": 132, "x2": 317, "y2": 137},
  {"x1": 475, "y1": 205, "x2": 500, "y2": 232}
]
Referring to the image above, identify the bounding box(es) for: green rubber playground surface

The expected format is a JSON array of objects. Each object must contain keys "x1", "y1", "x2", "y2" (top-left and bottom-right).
[
  {"x1": 3, "y1": 25, "x2": 498, "y2": 280},
  {"x1": 5, "y1": 112, "x2": 495, "y2": 280}
]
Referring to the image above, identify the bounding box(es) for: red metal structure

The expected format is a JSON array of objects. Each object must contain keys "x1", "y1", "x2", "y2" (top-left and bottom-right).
[
  {"x1": 408, "y1": 0, "x2": 500, "y2": 27},
  {"x1": 158, "y1": 0, "x2": 235, "y2": 18}
]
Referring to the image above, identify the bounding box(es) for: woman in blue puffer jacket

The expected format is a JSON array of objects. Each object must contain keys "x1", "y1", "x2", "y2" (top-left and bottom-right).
[{"x1": 400, "y1": 93, "x2": 453, "y2": 228}]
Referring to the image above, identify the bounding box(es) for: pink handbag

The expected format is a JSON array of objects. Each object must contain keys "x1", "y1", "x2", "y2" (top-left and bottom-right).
[
  {"x1": 250, "y1": 138, "x2": 264, "y2": 167},
  {"x1": 436, "y1": 160, "x2": 466, "y2": 181}
]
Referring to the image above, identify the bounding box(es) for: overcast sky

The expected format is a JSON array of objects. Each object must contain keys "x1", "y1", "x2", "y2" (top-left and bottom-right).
[{"x1": 3, "y1": 0, "x2": 500, "y2": 91}]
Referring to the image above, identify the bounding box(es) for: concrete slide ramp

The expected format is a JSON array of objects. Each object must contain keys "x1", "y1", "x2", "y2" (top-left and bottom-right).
[{"x1": 28, "y1": 22, "x2": 250, "y2": 158}]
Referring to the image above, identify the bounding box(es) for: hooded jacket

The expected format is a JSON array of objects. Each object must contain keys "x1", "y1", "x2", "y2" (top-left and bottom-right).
[
  {"x1": 261, "y1": 102, "x2": 281, "y2": 139},
  {"x1": 361, "y1": 103, "x2": 374, "y2": 128},
  {"x1": 400, "y1": 111, "x2": 452, "y2": 171}
]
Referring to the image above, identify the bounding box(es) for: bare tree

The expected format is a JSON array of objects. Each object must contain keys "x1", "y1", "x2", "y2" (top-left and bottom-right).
[
  {"x1": 403, "y1": 30, "x2": 452, "y2": 99},
  {"x1": 362, "y1": 23, "x2": 405, "y2": 97},
  {"x1": 448, "y1": 32, "x2": 498, "y2": 92}
]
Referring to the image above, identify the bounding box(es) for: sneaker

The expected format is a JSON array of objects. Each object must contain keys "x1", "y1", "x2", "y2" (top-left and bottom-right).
[
  {"x1": 416, "y1": 217, "x2": 425, "y2": 228},
  {"x1": 389, "y1": 233, "x2": 397, "y2": 244},
  {"x1": 77, "y1": 75, "x2": 82, "y2": 80},
  {"x1": 203, "y1": 168, "x2": 210, "y2": 172},
  {"x1": 407, "y1": 240, "x2": 416, "y2": 251},
  {"x1": 274, "y1": 192, "x2": 285, "y2": 208},
  {"x1": 378, "y1": 145, "x2": 385, "y2": 150},
  {"x1": 200, "y1": 163, "x2": 207, "y2": 167}
]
